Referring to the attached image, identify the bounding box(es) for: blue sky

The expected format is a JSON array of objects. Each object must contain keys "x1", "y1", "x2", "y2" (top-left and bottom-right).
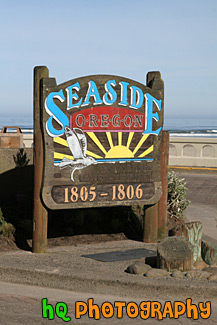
[{"x1": 0, "y1": 0, "x2": 217, "y2": 121}]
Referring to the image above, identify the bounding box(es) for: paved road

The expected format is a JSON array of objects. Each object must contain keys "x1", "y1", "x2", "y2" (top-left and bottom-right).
[
  {"x1": 173, "y1": 170, "x2": 217, "y2": 239},
  {"x1": 0, "y1": 281, "x2": 216, "y2": 324},
  {"x1": 178, "y1": 170, "x2": 217, "y2": 206}
]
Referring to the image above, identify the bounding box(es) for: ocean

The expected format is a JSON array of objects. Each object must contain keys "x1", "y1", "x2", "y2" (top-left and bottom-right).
[
  {"x1": 0, "y1": 115, "x2": 33, "y2": 134},
  {"x1": 164, "y1": 115, "x2": 217, "y2": 137},
  {"x1": 0, "y1": 114, "x2": 217, "y2": 137}
]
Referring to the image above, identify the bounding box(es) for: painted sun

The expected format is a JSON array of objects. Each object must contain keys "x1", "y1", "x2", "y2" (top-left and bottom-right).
[{"x1": 53, "y1": 131, "x2": 153, "y2": 165}]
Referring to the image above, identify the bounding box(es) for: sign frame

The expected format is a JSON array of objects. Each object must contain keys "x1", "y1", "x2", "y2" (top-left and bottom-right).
[{"x1": 40, "y1": 71, "x2": 164, "y2": 210}]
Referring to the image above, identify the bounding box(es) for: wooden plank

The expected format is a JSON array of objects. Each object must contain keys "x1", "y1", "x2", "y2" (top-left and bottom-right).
[{"x1": 51, "y1": 182, "x2": 155, "y2": 204}]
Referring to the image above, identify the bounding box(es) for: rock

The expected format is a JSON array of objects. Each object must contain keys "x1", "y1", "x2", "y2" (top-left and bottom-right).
[
  {"x1": 185, "y1": 270, "x2": 210, "y2": 280},
  {"x1": 157, "y1": 236, "x2": 194, "y2": 271},
  {"x1": 125, "y1": 262, "x2": 152, "y2": 275},
  {"x1": 208, "y1": 274, "x2": 217, "y2": 281},
  {"x1": 145, "y1": 256, "x2": 157, "y2": 268},
  {"x1": 201, "y1": 234, "x2": 217, "y2": 265},
  {"x1": 202, "y1": 267, "x2": 217, "y2": 275},
  {"x1": 169, "y1": 222, "x2": 202, "y2": 262},
  {"x1": 193, "y1": 260, "x2": 208, "y2": 270},
  {"x1": 145, "y1": 268, "x2": 170, "y2": 278},
  {"x1": 170, "y1": 222, "x2": 202, "y2": 262},
  {"x1": 171, "y1": 270, "x2": 185, "y2": 279}
]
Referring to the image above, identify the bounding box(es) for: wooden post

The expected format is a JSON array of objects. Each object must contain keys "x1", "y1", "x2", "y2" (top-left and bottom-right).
[
  {"x1": 143, "y1": 204, "x2": 158, "y2": 242},
  {"x1": 142, "y1": 71, "x2": 165, "y2": 243},
  {"x1": 143, "y1": 132, "x2": 169, "y2": 243},
  {"x1": 157, "y1": 131, "x2": 169, "y2": 240},
  {"x1": 32, "y1": 66, "x2": 49, "y2": 253}
]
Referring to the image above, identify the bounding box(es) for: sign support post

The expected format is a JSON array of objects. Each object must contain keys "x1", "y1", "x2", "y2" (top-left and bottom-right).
[
  {"x1": 157, "y1": 130, "x2": 169, "y2": 240},
  {"x1": 143, "y1": 204, "x2": 158, "y2": 242},
  {"x1": 32, "y1": 66, "x2": 49, "y2": 253},
  {"x1": 143, "y1": 131, "x2": 169, "y2": 242}
]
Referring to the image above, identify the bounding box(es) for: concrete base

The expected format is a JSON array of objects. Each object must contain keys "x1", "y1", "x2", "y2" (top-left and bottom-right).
[{"x1": 202, "y1": 234, "x2": 217, "y2": 265}]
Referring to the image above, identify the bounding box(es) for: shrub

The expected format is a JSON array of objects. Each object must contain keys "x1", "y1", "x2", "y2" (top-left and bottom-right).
[
  {"x1": 0, "y1": 208, "x2": 15, "y2": 239},
  {"x1": 167, "y1": 171, "x2": 190, "y2": 218}
]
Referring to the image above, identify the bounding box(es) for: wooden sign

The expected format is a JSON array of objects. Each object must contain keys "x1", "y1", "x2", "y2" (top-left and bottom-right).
[{"x1": 40, "y1": 72, "x2": 164, "y2": 209}]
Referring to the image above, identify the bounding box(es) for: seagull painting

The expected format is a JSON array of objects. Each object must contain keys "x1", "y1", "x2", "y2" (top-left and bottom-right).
[{"x1": 59, "y1": 126, "x2": 97, "y2": 181}]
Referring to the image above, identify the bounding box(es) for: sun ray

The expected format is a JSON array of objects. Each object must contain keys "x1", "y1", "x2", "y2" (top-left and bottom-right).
[
  {"x1": 87, "y1": 132, "x2": 107, "y2": 155},
  {"x1": 106, "y1": 132, "x2": 113, "y2": 148},
  {"x1": 126, "y1": 132, "x2": 134, "y2": 148},
  {"x1": 138, "y1": 145, "x2": 154, "y2": 158},
  {"x1": 86, "y1": 150, "x2": 103, "y2": 159},
  {"x1": 133, "y1": 134, "x2": 150, "y2": 155},
  {"x1": 53, "y1": 131, "x2": 152, "y2": 161},
  {"x1": 118, "y1": 132, "x2": 122, "y2": 146},
  {"x1": 54, "y1": 152, "x2": 74, "y2": 160},
  {"x1": 54, "y1": 137, "x2": 68, "y2": 147}
]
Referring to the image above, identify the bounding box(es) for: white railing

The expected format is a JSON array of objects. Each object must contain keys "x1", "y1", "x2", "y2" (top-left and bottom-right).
[
  {"x1": 169, "y1": 136, "x2": 217, "y2": 168},
  {"x1": 23, "y1": 134, "x2": 34, "y2": 148}
]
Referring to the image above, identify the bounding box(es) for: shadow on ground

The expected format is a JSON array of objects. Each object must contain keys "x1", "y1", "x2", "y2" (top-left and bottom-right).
[{"x1": 0, "y1": 166, "x2": 143, "y2": 251}]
